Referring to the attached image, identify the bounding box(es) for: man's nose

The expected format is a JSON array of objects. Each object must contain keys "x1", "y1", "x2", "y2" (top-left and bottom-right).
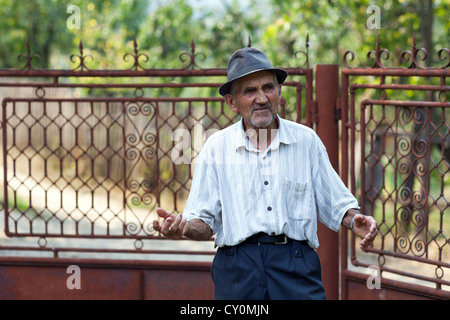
[{"x1": 255, "y1": 89, "x2": 268, "y2": 104}]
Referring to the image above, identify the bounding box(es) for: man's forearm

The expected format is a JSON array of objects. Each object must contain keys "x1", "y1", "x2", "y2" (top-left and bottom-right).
[{"x1": 184, "y1": 218, "x2": 213, "y2": 241}]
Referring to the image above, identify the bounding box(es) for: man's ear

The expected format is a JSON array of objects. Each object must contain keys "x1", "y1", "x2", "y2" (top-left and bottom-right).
[{"x1": 224, "y1": 94, "x2": 239, "y2": 114}]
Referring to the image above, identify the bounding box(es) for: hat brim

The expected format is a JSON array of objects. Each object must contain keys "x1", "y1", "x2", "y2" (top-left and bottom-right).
[{"x1": 219, "y1": 68, "x2": 288, "y2": 97}]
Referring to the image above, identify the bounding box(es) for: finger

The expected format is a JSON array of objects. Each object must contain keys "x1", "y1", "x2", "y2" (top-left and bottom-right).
[
  {"x1": 153, "y1": 219, "x2": 161, "y2": 232},
  {"x1": 156, "y1": 207, "x2": 172, "y2": 220},
  {"x1": 353, "y1": 215, "x2": 364, "y2": 229},
  {"x1": 364, "y1": 234, "x2": 374, "y2": 244},
  {"x1": 160, "y1": 217, "x2": 173, "y2": 235},
  {"x1": 176, "y1": 217, "x2": 187, "y2": 238},
  {"x1": 365, "y1": 219, "x2": 378, "y2": 236},
  {"x1": 362, "y1": 230, "x2": 377, "y2": 247},
  {"x1": 360, "y1": 239, "x2": 368, "y2": 249},
  {"x1": 355, "y1": 214, "x2": 366, "y2": 224},
  {"x1": 169, "y1": 213, "x2": 183, "y2": 232},
  {"x1": 179, "y1": 217, "x2": 187, "y2": 232},
  {"x1": 370, "y1": 220, "x2": 378, "y2": 233}
]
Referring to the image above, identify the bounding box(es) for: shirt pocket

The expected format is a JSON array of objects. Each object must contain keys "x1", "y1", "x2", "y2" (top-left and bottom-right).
[{"x1": 283, "y1": 178, "x2": 311, "y2": 221}]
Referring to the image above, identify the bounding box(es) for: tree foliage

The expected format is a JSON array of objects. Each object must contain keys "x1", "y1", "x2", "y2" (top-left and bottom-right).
[{"x1": 0, "y1": 0, "x2": 447, "y2": 70}]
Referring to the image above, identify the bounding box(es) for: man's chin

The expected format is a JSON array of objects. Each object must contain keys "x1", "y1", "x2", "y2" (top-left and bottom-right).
[{"x1": 250, "y1": 115, "x2": 274, "y2": 128}]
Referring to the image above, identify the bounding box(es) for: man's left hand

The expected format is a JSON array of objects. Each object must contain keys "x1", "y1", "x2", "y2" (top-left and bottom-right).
[{"x1": 352, "y1": 214, "x2": 378, "y2": 249}]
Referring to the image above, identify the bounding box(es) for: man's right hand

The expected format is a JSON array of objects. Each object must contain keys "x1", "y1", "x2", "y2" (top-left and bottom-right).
[{"x1": 153, "y1": 208, "x2": 187, "y2": 240}]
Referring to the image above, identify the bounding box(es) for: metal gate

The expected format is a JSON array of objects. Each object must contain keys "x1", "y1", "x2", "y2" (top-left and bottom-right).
[
  {"x1": 0, "y1": 35, "x2": 448, "y2": 300},
  {"x1": 340, "y1": 35, "x2": 449, "y2": 299},
  {"x1": 0, "y1": 39, "x2": 314, "y2": 299}
]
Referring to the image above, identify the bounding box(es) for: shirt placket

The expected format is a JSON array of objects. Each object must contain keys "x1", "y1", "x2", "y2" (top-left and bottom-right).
[{"x1": 259, "y1": 149, "x2": 279, "y2": 234}]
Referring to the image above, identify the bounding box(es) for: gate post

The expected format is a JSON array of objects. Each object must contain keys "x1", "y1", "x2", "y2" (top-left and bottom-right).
[{"x1": 315, "y1": 65, "x2": 340, "y2": 300}]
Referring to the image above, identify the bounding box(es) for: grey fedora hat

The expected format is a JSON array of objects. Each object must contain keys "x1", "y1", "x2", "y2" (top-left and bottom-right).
[{"x1": 219, "y1": 48, "x2": 288, "y2": 96}]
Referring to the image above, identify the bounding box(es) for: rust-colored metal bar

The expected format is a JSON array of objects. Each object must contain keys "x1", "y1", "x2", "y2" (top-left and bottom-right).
[
  {"x1": 340, "y1": 72, "x2": 350, "y2": 300},
  {"x1": 2, "y1": 99, "x2": 8, "y2": 236},
  {"x1": 315, "y1": 65, "x2": 340, "y2": 300},
  {"x1": 0, "y1": 256, "x2": 214, "y2": 300},
  {"x1": 351, "y1": 257, "x2": 450, "y2": 288},
  {"x1": 363, "y1": 246, "x2": 450, "y2": 269},
  {"x1": 342, "y1": 68, "x2": 450, "y2": 77},
  {"x1": 315, "y1": 65, "x2": 340, "y2": 167},
  {"x1": 294, "y1": 82, "x2": 303, "y2": 124},
  {"x1": 348, "y1": 84, "x2": 358, "y2": 263},
  {"x1": 360, "y1": 102, "x2": 367, "y2": 221},
  {"x1": 342, "y1": 269, "x2": 450, "y2": 300},
  {"x1": 361, "y1": 99, "x2": 449, "y2": 108},
  {"x1": 0, "y1": 255, "x2": 213, "y2": 270},
  {"x1": 0, "y1": 79, "x2": 303, "y2": 88},
  {"x1": 0, "y1": 245, "x2": 216, "y2": 259},
  {"x1": 0, "y1": 67, "x2": 309, "y2": 78},
  {"x1": 0, "y1": 68, "x2": 227, "y2": 78},
  {"x1": 3, "y1": 97, "x2": 224, "y2": 104},
  {"x1": 305, "y1": 68, "x2": 314, "y2": 127},
  {"x1": 351, "y1": 83, "x2": 450, "y2": 92}
]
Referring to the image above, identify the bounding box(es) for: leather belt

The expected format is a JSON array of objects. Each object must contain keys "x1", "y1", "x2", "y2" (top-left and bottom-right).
[{"x1": 243, "y1": 232, "x2": 289, "y2": 245}]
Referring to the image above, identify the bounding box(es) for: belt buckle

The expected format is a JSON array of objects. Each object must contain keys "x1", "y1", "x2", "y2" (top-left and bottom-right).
[{"x1": 275, "y1": 235, "x2": 288, "y2": 245}]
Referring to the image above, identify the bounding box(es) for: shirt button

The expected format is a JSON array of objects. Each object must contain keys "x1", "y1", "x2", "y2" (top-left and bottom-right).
[
  {"x1": 264, "y1": 181, "x2": 269, "y2": 185},
  {"x1": 267, "y1": 206, "x2": 272, "y2": 211}
]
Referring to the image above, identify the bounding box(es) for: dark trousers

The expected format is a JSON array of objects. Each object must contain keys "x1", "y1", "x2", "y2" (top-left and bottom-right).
[{"x1": 211, "y1": 239, "x2": 326, "y2": 300}]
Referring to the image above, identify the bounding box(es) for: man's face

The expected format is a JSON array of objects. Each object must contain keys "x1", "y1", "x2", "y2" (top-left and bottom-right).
[{"x1": 225, "y1": 71, "x2": 281, "y2": 130}]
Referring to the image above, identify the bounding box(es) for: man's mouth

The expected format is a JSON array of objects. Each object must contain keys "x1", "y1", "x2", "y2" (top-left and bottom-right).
[{"x1": 252, "y1": 106, "x2": 270, "y2": 113}]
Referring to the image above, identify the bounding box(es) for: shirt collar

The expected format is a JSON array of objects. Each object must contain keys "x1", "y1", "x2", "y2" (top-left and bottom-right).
[{"x1": 234, "y1": 115, "x2": 296, "y2": 152}]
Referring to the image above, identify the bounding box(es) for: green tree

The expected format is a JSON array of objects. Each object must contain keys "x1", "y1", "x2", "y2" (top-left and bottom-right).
[
  {"x1": 0, "y1": 0, "x2": 69, "y2": 68},
  {"x1": 137, "y1": 0, "x2": 202, "y2": 69},
  {"x1": 0, "y1": 0, "x2": 447, "y2": 70},
  {"x1": 261, "y1": 0, "x2": 449, "y2": 68},
  {"x1": 0, "y1": 0, "x2": 150, "y2": 69}
]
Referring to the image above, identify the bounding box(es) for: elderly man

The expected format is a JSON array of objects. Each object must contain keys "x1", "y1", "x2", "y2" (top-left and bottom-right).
[{"x1": 153, "y1": 48, "x2": 378, "y2": 300}]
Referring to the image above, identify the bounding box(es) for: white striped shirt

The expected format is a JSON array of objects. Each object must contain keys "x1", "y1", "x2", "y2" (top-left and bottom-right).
[{"x1": 183, "y1": 116, "x2": 359, "y2": 248}]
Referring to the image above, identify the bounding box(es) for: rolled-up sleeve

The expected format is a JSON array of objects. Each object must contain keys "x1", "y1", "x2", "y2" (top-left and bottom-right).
[
  {"x1": 312, "y1": 140, "x2": 359, "y2": 232},
  {"x1": 183, "y1": 146, "x2": 222, "y2": 235}
]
